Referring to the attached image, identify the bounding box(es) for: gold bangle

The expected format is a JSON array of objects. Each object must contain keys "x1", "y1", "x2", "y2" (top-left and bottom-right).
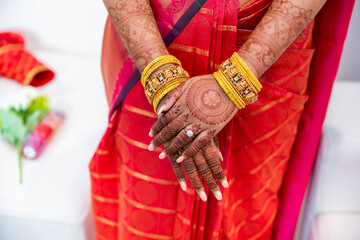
[
  {"x1": 214, "y1": 52, "x2": 262, "y2": 108},
  {"x1": 152, "y1": 77, "x2": 188, "y2": 113},
  {"x1": 231, "y1": 52, "x2": 262, "y2": 92},
  {"x1": 141, "y1": 55, "x2": 182, "y2": 87},
  {"x1": 144, "y1": 65, "x2": 189, "y2": 104},
  {"x1": 213, "y1": 71, "x2": 245, "y2": 109}
]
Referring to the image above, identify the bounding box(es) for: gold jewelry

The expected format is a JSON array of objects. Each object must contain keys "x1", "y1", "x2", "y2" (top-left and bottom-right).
[
  {"x1": 213, "y1": 71, "x2": 245, "y2": 109},
  {"x1": 141, "y1": 55, "x2": 182, "y2": 87},
  {"x1": 230, "y1": 52, "x2": 262, "y2": 92},
  {"x1": 213, "y1": 52, "x2": 262, "y2": 108},
  {"x1": 152, "y1": 77, "x2": 187, "y2": 113},
  {"x1": 144, "y1": 65, "x2": 189, "y2": 112}
]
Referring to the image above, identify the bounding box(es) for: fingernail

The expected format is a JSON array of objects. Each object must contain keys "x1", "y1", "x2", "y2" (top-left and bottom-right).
[
  {"x1": 148, "y1": 144, "x2": 155, "y2": 151},
  {"x1": 221, "y1": 179, "x2": 229, "y2": 188},
  {"x1": 149, "y1": 131, "x2": 153, "y2": 137},
  {"x1": 214, "y1": 191, "x2": 222, "y2": 201},
  {"x1": 159, "y1": 152, "x2": 166, "y2": 159},
  {"x1": 158, "y1": 105, "x2": 166, "y2": 115},
  {"x1": 180, "y1": 181, "x2": 187, "y2": 191},
  {"x1": 199, "y1": 191, "x2": 207, "y2": 201},
  {"x1": 219, "y1": 151, "x2": 223, "y2": 161},
  {"x1": 176, "y1": 156, "x2": 185, "y2": 163}
]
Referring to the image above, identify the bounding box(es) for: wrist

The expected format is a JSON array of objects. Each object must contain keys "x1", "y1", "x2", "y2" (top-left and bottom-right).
[{"x1": 236, "y1": 50, "x2": 262, "y2": 78}]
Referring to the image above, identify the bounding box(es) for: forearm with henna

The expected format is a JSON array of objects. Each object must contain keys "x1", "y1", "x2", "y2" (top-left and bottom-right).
[
  {"x1": 103, "y1": 0, "x2": 169, "y2": 72},
  {"x1": 238, "y1": 0, "x2": 327, "y2": 78}
]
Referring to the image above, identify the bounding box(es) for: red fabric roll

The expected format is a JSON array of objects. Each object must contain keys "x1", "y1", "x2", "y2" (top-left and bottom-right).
[{"x1": 0, "y1": 32, "x2": 54, "y2": 87}]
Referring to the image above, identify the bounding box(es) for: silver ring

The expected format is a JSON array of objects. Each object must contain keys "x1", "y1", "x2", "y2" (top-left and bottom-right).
[{"x1": 186, "y1": 129, "x2": 194, "y2": 138}]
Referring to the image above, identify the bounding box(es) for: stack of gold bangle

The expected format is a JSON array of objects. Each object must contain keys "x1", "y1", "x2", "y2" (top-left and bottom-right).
[
  {"x1": 141, "y1": 55, "x2": 189, "y2": 113},
  {"x1": 213, "y1": 52, "x2": 262, "y2": 109}
]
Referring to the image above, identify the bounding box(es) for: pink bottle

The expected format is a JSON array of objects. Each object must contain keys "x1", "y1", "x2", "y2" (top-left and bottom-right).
[{"x1": 21, "y1": 109, "x2": 65, "y2": 159}]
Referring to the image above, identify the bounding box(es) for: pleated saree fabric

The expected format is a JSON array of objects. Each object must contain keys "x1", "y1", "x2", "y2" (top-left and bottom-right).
[{"x1": 89, "y1": 0, "x2": 355, "y2": 239}]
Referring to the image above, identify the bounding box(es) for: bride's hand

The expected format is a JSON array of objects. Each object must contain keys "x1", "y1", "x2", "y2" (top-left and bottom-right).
[
  {"x1": 166, "y1": 136, "x2": 228, "y2": 201},
  {"x1": 149, "y1": 74, "x2": 238, "y2": 163},
  {"x1": 147, "y1": 74, "x2": 237, "y2": 200}
]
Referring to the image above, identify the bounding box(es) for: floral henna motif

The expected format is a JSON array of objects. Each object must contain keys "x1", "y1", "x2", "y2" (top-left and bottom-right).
[
  {"x1": 191, "y1": 124, "x2": 202, "y2": 134},
  {"x1": 237, "y1": 0, "x2": 314, "y2": 77},
  {"x1": 151, "y1": 104, "x2": 182, "y2": 133},
  {"x1": 172, "y1": 104, "x2": 182, "y2": 115},
  {"x1": 149, "y1": 75, "x2": 234, "y2": 197},
  {"x1": 186, "y1": 79, "x2": 236, "y2": 125},
  {"x1": 151, "y1": 75, "x2": 237, "y2": 161}
]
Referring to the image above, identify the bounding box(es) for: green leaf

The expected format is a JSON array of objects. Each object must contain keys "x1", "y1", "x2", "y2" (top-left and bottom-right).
[
  {"x1": 0, "y1": 110, "x2": 27, "y2": 146},
  {"x1": 22, "y1": 96, "x2": 50, "y2": 122}
]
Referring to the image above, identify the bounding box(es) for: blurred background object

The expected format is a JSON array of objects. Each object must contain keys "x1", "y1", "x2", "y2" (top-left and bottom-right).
[
  {"x1": 0, "y1": 0, "x2": 107, "y2": 56},
  {"x1": 0, "y1": 0, "x2": 107, "y2": 240}
]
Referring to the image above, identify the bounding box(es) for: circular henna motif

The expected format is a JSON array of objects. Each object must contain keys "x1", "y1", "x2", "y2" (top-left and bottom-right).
[{"x1": 186, "y1": 79, "x2": 235, "y2": 125}]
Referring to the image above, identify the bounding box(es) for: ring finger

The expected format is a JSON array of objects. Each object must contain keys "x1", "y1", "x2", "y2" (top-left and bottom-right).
[{"x1": 159, "y1": 123, "x2": 201, "y2": 159}]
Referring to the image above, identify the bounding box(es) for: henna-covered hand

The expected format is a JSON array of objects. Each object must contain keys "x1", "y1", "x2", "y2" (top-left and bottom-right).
[
  {"x1": 168, "y1": 137, "x2": 227, "y2": 201},
  {"x1": 149, "y1": 75, "x2": 237, "y2": 161},
  {"x1": 147, "y1": 75, "x2": 236, "y2": 199}
]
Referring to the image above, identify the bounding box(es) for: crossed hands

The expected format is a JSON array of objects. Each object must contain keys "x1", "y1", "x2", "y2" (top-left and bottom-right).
[{"x1": 147, "y1": 74, "x2": 238, "y2": 201}]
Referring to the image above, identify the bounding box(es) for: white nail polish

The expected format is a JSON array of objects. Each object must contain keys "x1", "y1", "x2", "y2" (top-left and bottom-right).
[
  {"x1": 219, "y1": 151, "x2": 223, "y2": 161},
  {"x1": 149, "y1": 131, "x2": 153, "y2": 137},
  {"x1": 214, "y1": 191, "x2": 222, "y2": 201},
  {"x1": 221, "y1": 180, "x2": 229, "y2": 188},
  {"x1": 158, "y1": 105, "x2": 166, "y2": 115},
  {"x1": 148, "y1": 144, "x2": 155, "y2": 151},
  {"x1": 199, "y1": 191, "x2": 207, "y2": 201},
  {"x1": 180, "y1": 181, "x2": 187, "y2": 191},
  {"x1": 159, "y1": 152, "x2": 166, "y2": 159},
  {"x1": 176, "y1": 156, "x2": 185, "y2": 163}
]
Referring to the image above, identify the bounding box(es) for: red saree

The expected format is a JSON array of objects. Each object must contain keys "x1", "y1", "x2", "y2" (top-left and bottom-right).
[{"x1": 89, "y1": 0, "x2": 355, "y2": 239}]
